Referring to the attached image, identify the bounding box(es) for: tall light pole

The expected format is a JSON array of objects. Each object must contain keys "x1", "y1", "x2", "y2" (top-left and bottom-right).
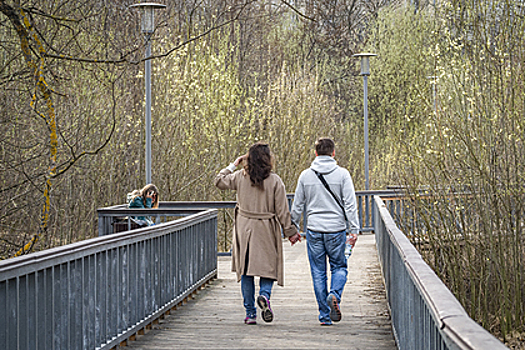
[
  {"x1": 353, "y1": 53, "x2": 377, "y2": 191},
  {"x1": 130, "y1": 3, "x2": 166, "y2": 185},
  {"x1": 427, "y1": 75, "x2": 438, "y2": 115}
]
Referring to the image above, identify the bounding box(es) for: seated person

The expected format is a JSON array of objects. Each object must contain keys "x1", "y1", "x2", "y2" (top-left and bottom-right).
[{"x1": 127, "y1": 184, "x2": 159, "y2": 226}]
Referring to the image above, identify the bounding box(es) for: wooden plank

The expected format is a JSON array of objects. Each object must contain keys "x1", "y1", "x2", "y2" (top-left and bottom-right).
[{"x1": 126, "y1": 234, "x2": 396, "y2": 349}]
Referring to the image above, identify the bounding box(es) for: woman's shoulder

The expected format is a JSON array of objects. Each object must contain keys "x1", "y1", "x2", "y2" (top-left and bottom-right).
[
  {"x1": 268, "y1": 172, "x2": 285, "y2": 185},
  {"x1": 129, "y1": 196, "x2": 144, "y2": 208},
  {"x1": 234, "y1": 169, "x2": 249, "y2": 180}
]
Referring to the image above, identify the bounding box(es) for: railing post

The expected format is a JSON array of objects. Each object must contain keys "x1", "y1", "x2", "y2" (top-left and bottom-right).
[
  {"x1": 98, "y1": 211, "x2": 103, "y2": 236},
  {"x1": 371, "y1": 195, "x2": 375, "y2": 232},
  {"x1": 98, "y1": 211, "x2": 105, "y2": 236},
  {"x1": 358, "y1": 196, "x2": 363, "y2": 231},
  {"x1": 365, "y1": 194, "x2": 370, "y2": 229},
  {"x1": 303, "y1": 204, "x2": 307, "y2": 233}
]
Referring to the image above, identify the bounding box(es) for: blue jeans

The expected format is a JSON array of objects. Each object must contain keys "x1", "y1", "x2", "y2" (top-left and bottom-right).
[
  {"x1": 241, "y1": 275, "x2": 274, "y2": 318},
  {"x1": 306, "y1": 229, "x2": 348, "y2": 323}
]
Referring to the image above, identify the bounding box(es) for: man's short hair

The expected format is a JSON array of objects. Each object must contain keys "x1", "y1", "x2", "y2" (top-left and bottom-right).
[{"x1": 315, "y1": 138, "x2": 335, "y2": 156}]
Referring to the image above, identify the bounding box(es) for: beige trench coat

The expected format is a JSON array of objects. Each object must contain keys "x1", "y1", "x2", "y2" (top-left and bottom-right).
[{"x1": 215, "y1": 168, "x2": 297, "y2": 286}]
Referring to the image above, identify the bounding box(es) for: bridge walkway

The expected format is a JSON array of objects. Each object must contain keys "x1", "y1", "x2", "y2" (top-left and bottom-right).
[{"x1": 126, "y1": 234, "x2": 396, "y2": 349}]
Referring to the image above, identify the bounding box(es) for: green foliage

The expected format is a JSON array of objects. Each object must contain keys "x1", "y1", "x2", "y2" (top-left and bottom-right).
[
  {"x1": 146, "y1": 24, "x2": 361, "y2": 203},
  {"x1": 2, "y1": 0, "x2": 523, "y2": 343},
  {"x1": 365, "y1": 1, "x2": 525, "y2": 341},
  {"x1": 362, "y1": 6, "x2": 437, "y2": 187}
]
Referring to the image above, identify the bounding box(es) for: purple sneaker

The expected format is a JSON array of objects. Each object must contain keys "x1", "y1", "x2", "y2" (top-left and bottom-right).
[
  {"x1": 244, "y1": 316, "x2": 257, "y2": 325},
  {"x1": 257, "y1": 295, "x2": 274, "y2": 323}
]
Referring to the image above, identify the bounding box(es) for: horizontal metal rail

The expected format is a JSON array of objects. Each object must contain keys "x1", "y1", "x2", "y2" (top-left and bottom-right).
[
  {"x1": 0, "y1": 210, "x2": 218, "y2": 350},
  {"x1": 373, "y1": 196, "x2": 508, "y2": 350},
  {"x1": 97, "y1": 190, "x2": 398, "y2": 237}
]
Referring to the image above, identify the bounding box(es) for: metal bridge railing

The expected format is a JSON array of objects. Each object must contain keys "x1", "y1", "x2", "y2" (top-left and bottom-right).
[
  {"x1": 97, "y1": 191, "x2": 398, "y2": 237},
  {"x1": 373, "y1": 196, "x2": 508, "y2": 350},
  {"x1": 0, "y1": 210, "x2": 217, "y2": 350}
]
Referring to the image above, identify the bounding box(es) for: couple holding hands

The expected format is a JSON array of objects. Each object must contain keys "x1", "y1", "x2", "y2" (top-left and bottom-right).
[{"x1": 215, "y1": 138, "x2": 360, "y2": 326}]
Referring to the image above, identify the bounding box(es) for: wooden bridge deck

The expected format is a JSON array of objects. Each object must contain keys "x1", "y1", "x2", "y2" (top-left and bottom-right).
[{"x1": 126, "y1": 234, "x2": 396, "y2": 349}]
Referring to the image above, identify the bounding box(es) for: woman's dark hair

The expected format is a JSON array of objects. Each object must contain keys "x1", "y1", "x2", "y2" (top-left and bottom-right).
[{"x1": 245, "y1": 142, "x2": 274, "y2": 188}]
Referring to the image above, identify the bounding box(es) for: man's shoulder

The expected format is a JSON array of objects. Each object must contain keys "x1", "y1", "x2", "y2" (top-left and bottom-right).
[
  {"x1": 337, "y1": 166, "x2": 351, "y2": 176},
  {"x1": 298, "y1": 167, "x2": 315, "y2": 179},
  {"x1": 323, "y1": 166, "x2": 352, "y2": 184},
  {"x1": 329, "y1": 164, "x2": 350, "y2": 176}
]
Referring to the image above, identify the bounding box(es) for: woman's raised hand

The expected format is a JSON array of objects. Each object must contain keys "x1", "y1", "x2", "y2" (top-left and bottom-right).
[{"x1": 233, "y1": 154, "x2": 248, "y2": 167}]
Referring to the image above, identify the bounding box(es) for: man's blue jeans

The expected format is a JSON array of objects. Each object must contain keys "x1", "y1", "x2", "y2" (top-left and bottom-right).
[
  {"x1": 241, "y1": 275, "x2": 274, "y2": 318},
  {"x1": 306, "y1": 229, "x2": 348, "y2": 323}
]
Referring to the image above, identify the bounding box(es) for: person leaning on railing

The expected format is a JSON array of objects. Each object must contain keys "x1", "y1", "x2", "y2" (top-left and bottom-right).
[{"x1": 127, "y1": 184, "x2": 159, "y2": 227}]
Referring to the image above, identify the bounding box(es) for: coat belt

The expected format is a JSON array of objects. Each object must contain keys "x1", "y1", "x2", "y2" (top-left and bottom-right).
[{"x1": 237, "y1": 206, "x2": 276, "y2": 220}]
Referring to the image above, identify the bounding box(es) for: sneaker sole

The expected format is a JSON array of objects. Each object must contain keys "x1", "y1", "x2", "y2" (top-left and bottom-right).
[
  {"x1": 257, "y1": 295, "x2": 274, "y2": 323},
  {"x1": 327, "y1": 294, "x2": 342, "y2": 322}
]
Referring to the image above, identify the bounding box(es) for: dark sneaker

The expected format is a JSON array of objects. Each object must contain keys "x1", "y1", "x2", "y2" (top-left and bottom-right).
[
  {"x1": 257, "y1": 295, "x2": 274, "y2": 323},
  {"x1": 244, "y1": 316, "x2": 257, "y2": 325},
  {"x1": 320, "y1": 321, "x2": 332, "y2": 326},
  {"x1": 327, "y1": 294, "x2": 342, "y2": 322}
]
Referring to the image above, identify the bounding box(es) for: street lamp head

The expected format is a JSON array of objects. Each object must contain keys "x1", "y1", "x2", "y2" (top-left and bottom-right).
[
  {"x1": 130, "y1": 3, "x2": 167, "y2": 34},
  {"x1": 353, "y1": 53, "x2": 377, "y2": 76}
]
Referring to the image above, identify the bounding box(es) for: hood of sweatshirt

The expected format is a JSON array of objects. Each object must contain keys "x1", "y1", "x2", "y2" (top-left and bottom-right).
[{"x1": 310, "y1": 155, "x2": 338, "y2": 175}]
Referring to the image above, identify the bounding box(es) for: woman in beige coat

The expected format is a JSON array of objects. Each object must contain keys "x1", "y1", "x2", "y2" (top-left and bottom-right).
[{"x1": 215, "y1": 142, "x2": 301, "y2": 325}]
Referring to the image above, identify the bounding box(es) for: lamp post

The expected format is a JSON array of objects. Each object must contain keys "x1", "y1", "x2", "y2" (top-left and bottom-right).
[
  {"x1": 427, "y1": 75, "x2": 438, "y2": 115},
  {"x1": 353, "y1": 53, "x2": 377, "y2": 191},
  {"x1": 130, "y1": 2, "x2": 166, "y2": 185}
]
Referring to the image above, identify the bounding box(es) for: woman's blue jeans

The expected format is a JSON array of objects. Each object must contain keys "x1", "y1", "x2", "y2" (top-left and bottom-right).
[
  {"x1": 306, "y1": 229, "x2": 348, "y2": 323},
  {"x1": 241, "y1": 275, "x2": 274, "y2": 318}
]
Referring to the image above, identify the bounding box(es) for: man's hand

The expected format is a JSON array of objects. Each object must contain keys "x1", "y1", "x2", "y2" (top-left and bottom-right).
[{"x1": 347, "y1": 233, "x2": 358, "y2": 247}]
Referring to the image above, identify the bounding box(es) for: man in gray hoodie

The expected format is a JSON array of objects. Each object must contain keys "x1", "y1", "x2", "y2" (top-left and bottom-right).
[{"x1": 291, "y1": 137, "x2": 360, "y2": 325}]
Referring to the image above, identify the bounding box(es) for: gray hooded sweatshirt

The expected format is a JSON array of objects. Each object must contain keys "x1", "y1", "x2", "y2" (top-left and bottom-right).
[{"x1": 290, "y1": 155, "x2": 360, "y2": 234}]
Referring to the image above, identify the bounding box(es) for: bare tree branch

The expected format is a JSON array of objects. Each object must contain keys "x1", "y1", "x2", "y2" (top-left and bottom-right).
[{"x1": 280, "y1": 0, "x2": 317, "y2": 22}]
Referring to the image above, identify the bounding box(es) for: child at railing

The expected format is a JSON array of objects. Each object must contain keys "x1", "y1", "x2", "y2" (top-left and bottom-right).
[{"x1": 127, "y1": 184, "x2": 159, "y2": 226}]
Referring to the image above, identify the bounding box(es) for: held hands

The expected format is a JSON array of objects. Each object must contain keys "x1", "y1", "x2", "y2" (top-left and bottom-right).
[{"x1": 288, "y1": 232, "x2": 302, "y2": 246}]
